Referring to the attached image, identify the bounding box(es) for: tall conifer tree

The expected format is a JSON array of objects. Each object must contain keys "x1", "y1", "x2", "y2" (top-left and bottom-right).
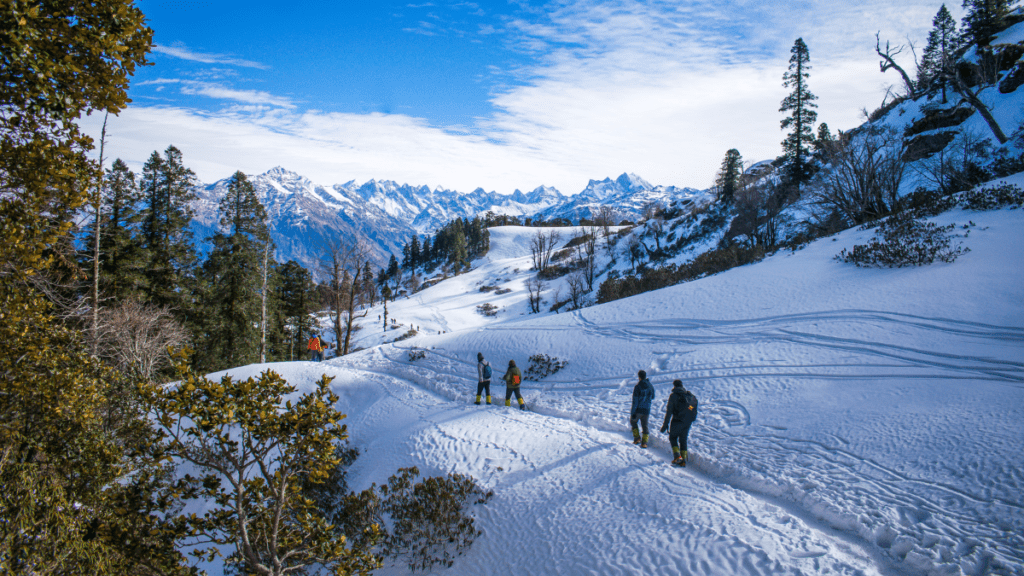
[
  {"x1": 99, "y1": 159, "x2": 148, "y2": 299},
  {"x1": 919, "y1": 5, "x2": 961, "y2": 102},
  {"x1": 961, "y1": 0, "x2": 1013, "y2": 47},
  {"x1": 715, "y1": 149, "x2": 743, "y2": 203},
  {"x1": 141, "y1": 145, "x2": 198, "y2": 310},
  {"x1": 200, "y1": 171, "x2": 271, "y2": 370},
  {"x1": 779, "y1": 38, "x2": 818, "y2": 192}
]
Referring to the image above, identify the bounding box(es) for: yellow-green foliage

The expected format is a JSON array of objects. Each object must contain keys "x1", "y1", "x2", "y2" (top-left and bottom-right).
[
  {"x1": 145, "y1": 360, "x2": 381, "y2": 576},
  {"x1": 0, "y1": 2, "x2": 195, "y2": 573}
]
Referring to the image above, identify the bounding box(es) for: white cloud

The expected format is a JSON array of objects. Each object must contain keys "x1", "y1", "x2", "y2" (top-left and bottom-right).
[
  {"x1": 152, "y1": 44, "x2": 270, "y2": 70},
  {"x1": 179, "y1": 82, "x2": 295, "y2": 109},
  {"x1": 92, "y1": 1, "x2": 956, "y2": 194}
]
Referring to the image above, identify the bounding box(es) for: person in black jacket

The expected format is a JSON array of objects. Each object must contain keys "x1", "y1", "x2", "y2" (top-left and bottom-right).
[
  {"x1": 630, "y1": 370, "x2": 655, "y2": 448},
  {"x1": 660, "y1": 380, "x2": 698, "y2": 467}
]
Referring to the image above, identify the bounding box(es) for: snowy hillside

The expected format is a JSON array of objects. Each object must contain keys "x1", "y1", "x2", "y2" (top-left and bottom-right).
[{"x1": 211, "y1": 177, "x2": 1024, "y2": 575}]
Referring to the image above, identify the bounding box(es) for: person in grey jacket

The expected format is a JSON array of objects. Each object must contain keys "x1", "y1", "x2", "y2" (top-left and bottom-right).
[
  {"x1": 475, "y1": 352, "x2": 492, "y2": 405},
  {"x1": 630, "y1": 370, "x2": 655, "y2": 448}
]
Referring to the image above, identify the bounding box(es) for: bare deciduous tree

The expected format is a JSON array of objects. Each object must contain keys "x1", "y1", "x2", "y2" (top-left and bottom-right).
[
  {"x1": 913, "y1": 127, "x2": 993, "y2": 195},
  {"x1": 565, "y1": 271, "x2": 587, "y2": 311},
  {"x1": 320, "y1": 239, "x2": 372, "y2": 356},
  {"x1": 526, "y1": 277, "x2": 544, "y2": 314},
  {"x1": 810, "y1": 125, "x2": 908, "y2": 224},
  {"x1": 529, "y1": 229, "x2": 561, "y2": 271},
  {"x1": 97, "y1": 299, "x2": 188, "y2": 380}
]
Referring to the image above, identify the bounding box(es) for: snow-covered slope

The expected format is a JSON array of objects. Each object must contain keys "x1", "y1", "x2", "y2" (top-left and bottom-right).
[{"x1": 210, "y1": 176, "x2": 1024, "y2": 575}]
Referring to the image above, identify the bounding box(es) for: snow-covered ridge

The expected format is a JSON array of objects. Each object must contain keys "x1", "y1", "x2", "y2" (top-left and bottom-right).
[{"x1": 191, "y1": 166, "x2": 705, "y2": 269}]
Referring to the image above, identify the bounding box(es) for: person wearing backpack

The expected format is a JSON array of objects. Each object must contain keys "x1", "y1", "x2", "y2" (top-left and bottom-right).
[
  {"x1": 307, "y1": 334, "x2": 323, "y2": 362},
  {"x1": 501, "y1": 359, "x2": 525, "y2": 410},
  {"x1": 630, "y1": 370, "x2": 656, "y2": 448},
  {"x1": 476, "y1": 352, "x2": 492, "y2": 405},
  {"x1": 660, "y1": 380, "x2": 698, "y2": 467}
]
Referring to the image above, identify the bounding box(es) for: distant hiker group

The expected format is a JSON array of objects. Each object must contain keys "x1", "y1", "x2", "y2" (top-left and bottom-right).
[{"x1": 473, "y1": 357, "x2": 698, "y2": 466}]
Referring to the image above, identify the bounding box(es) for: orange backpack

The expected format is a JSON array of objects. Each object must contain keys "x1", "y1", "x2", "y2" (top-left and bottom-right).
[{"x1": 307, "y1": 337, "x2": 320, "y2": 351}]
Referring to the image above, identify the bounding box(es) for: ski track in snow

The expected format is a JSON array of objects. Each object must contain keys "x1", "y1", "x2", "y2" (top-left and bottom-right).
[{"x1": 364, "y1": 307, "x2": 1024, "y2": 572}]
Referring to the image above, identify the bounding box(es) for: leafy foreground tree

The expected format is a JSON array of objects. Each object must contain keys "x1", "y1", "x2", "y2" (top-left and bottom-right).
[
  {"x1": 145, "y1": 361, "x2": 380, "y2": 575},
  {"x1": 146, "y1": 358, "x2": 493, "y2": 575},
  {"x1": 0, "y1": 0, "x2": 194, "y2": 573}
]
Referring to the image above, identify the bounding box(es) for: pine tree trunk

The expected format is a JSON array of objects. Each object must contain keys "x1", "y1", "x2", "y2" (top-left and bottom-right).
[
  {"x1": 91, "y1": 114, "x2": 108, "y2": 356},
  {"x1": 260, "y1": 240, "x2": 269, "y2": 363}
]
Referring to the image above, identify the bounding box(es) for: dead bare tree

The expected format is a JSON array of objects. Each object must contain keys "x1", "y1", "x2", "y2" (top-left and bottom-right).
[
  {"x1": 876, "y1": 32, "x2": 919, "y2": 98},
  {"x1": 595, "y1": 206, "x2": 618, "y2": 250},
  {"x1": 573, "y1": 227, "x2": 599, "y2": 292},
  {"x1": 90, "y1": 113, "x2": 108, "y2": 356},
  {"x1": 526, "y1": 277, "x2": 544, "y2": 314},
  {"x1": 97, "y1": 299, "x2": 188, "y2": 381},
  {"x1": 320, "y1": 239, "x2": 372, "y2": 356},
  {"x1": 946, "y1": 48, "x2": 1009, "y2": 144}
]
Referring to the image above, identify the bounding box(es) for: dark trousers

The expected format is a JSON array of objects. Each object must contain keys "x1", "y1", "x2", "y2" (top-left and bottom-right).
[
  {"x1": 476, "y1": 380, "x2": 491, "y2": 398},
  {"x1": 630, "y1": 413, "x2": 650, "y2": 436},
  {"x1": 504, "y1": 387, "x2": 523, "y2": 403},
  {"x1": 669, "y1": 419, "x2": 694, "y2": 452}
]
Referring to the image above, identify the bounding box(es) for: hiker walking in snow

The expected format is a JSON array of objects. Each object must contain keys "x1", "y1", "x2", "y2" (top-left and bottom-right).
[
  {"x1": 502, "y1": 359, "x2": 526, "y2": 410},
  {"x1": 660, "y1": 380, "x2": 698, "y2": 467},
  {"x1": 307, "y1": 334, "x2": 323, "y2": 362},
  {"x1": 476, "y1": 352, "x2": 492, "y2": 405},
  {"x1": 630, "y1": 370, "x2": 655, "y2": 448}
]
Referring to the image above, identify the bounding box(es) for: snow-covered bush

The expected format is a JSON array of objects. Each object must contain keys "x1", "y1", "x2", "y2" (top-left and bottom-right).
[
  {"x1": 836, "y1": 212, "x2": 969, "y2": 267},
  {"x1": 959, "y1": 183, "x2": 1024, "y2": 210},
  {"x1": 377, "y1": 467, "x2": 493, "y2": 572},
  {"x1": 392, "y1": 328, "x2": 418, "y2": 343},
  {"x1": 494, "y1": 287, "x2": 512, "y2": 295},
  {"x1": 476, "y1": 303, "x2": 498, "y2": 317},
  {"x1": 408, "y1": 350, "x2": 426, "y2": 361},
  {"x1": 524, "y1": 354, "x2": 568, "y2": 381}
]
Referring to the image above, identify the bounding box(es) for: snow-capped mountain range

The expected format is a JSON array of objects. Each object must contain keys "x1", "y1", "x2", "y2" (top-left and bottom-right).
[{"x1": 192, "y1": 168, "x2": 702, "y2": 269}]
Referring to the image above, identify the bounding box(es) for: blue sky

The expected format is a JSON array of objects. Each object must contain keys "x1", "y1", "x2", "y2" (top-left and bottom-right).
[{"x1": 84, "y1": 0, "x2": 961, "y2": 194}]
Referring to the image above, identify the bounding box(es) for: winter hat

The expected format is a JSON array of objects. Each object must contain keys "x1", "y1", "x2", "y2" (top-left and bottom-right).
[
  {"x1": 509, "y1": 359, "x2": 516, "y2": 367},
  {"x1": 672, "y1": 379, "x2": 683, "y2": 388},
  {"x1": 638, "y1": 370, "x2": 647, "y2": 379},
  {"x1": 477, "y1": 352, "x2": 484, "y2": 361}
]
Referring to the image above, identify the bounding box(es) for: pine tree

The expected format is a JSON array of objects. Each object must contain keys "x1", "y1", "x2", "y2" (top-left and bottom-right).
[
  {"x1": 199, "y1": 171, "x2": 271, "y2": 370},
  {"x1": 141, "y1": 145, "x2": 198, "y2": 310},
  {"x1": 961, "y1": 0, "x2": 1014, "y2": 47},
  {"x1": 386, "y1": 254, "x2": 400, "y2": 280},
  {"x1": 82, "y1": 159, "x2": 148, "y2": 301},
  {"x1": 779, "y1": 38, "x2": 819, "y2": 192},
  {"x1": 813, "y1": 123, "x2": 837, "y2": 162},
  {"x1": 715, "y1": 149, "x2": 743, "y2": 203},
  {"x1": 919, "y1": 5, "x2": 961, "y2": 102},
  {"x1": 409, "y1": 234, "x2": 422, "y2": 270}
]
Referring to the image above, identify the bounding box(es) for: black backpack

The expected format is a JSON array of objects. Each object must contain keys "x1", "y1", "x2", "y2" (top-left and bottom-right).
[{"x1": 673, "y1": 390, "x2": 698, "y2": 420}]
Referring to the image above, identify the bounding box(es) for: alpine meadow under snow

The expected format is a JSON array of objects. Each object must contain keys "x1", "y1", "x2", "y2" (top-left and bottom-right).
[{"x1": 212, "y1": 171, "x2": 1024, "y2": 576}]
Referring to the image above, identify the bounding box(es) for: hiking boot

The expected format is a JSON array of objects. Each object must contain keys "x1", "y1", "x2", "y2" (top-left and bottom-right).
[
  {"x1": 640, "y1": 442, "x2": 648, "y2": 449},
  {"x1": 474, "y1": 401, "x2": 481, "y2": 405},
  {"x1": 672, "y1": 456, "x2": 684, "y2": 466},
  {"x1": 520, "y1": 404, "x2": 526, "y2": 411},
  {"x1": 632, "y1": 438, "x2": 641, "y2": 445}
]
